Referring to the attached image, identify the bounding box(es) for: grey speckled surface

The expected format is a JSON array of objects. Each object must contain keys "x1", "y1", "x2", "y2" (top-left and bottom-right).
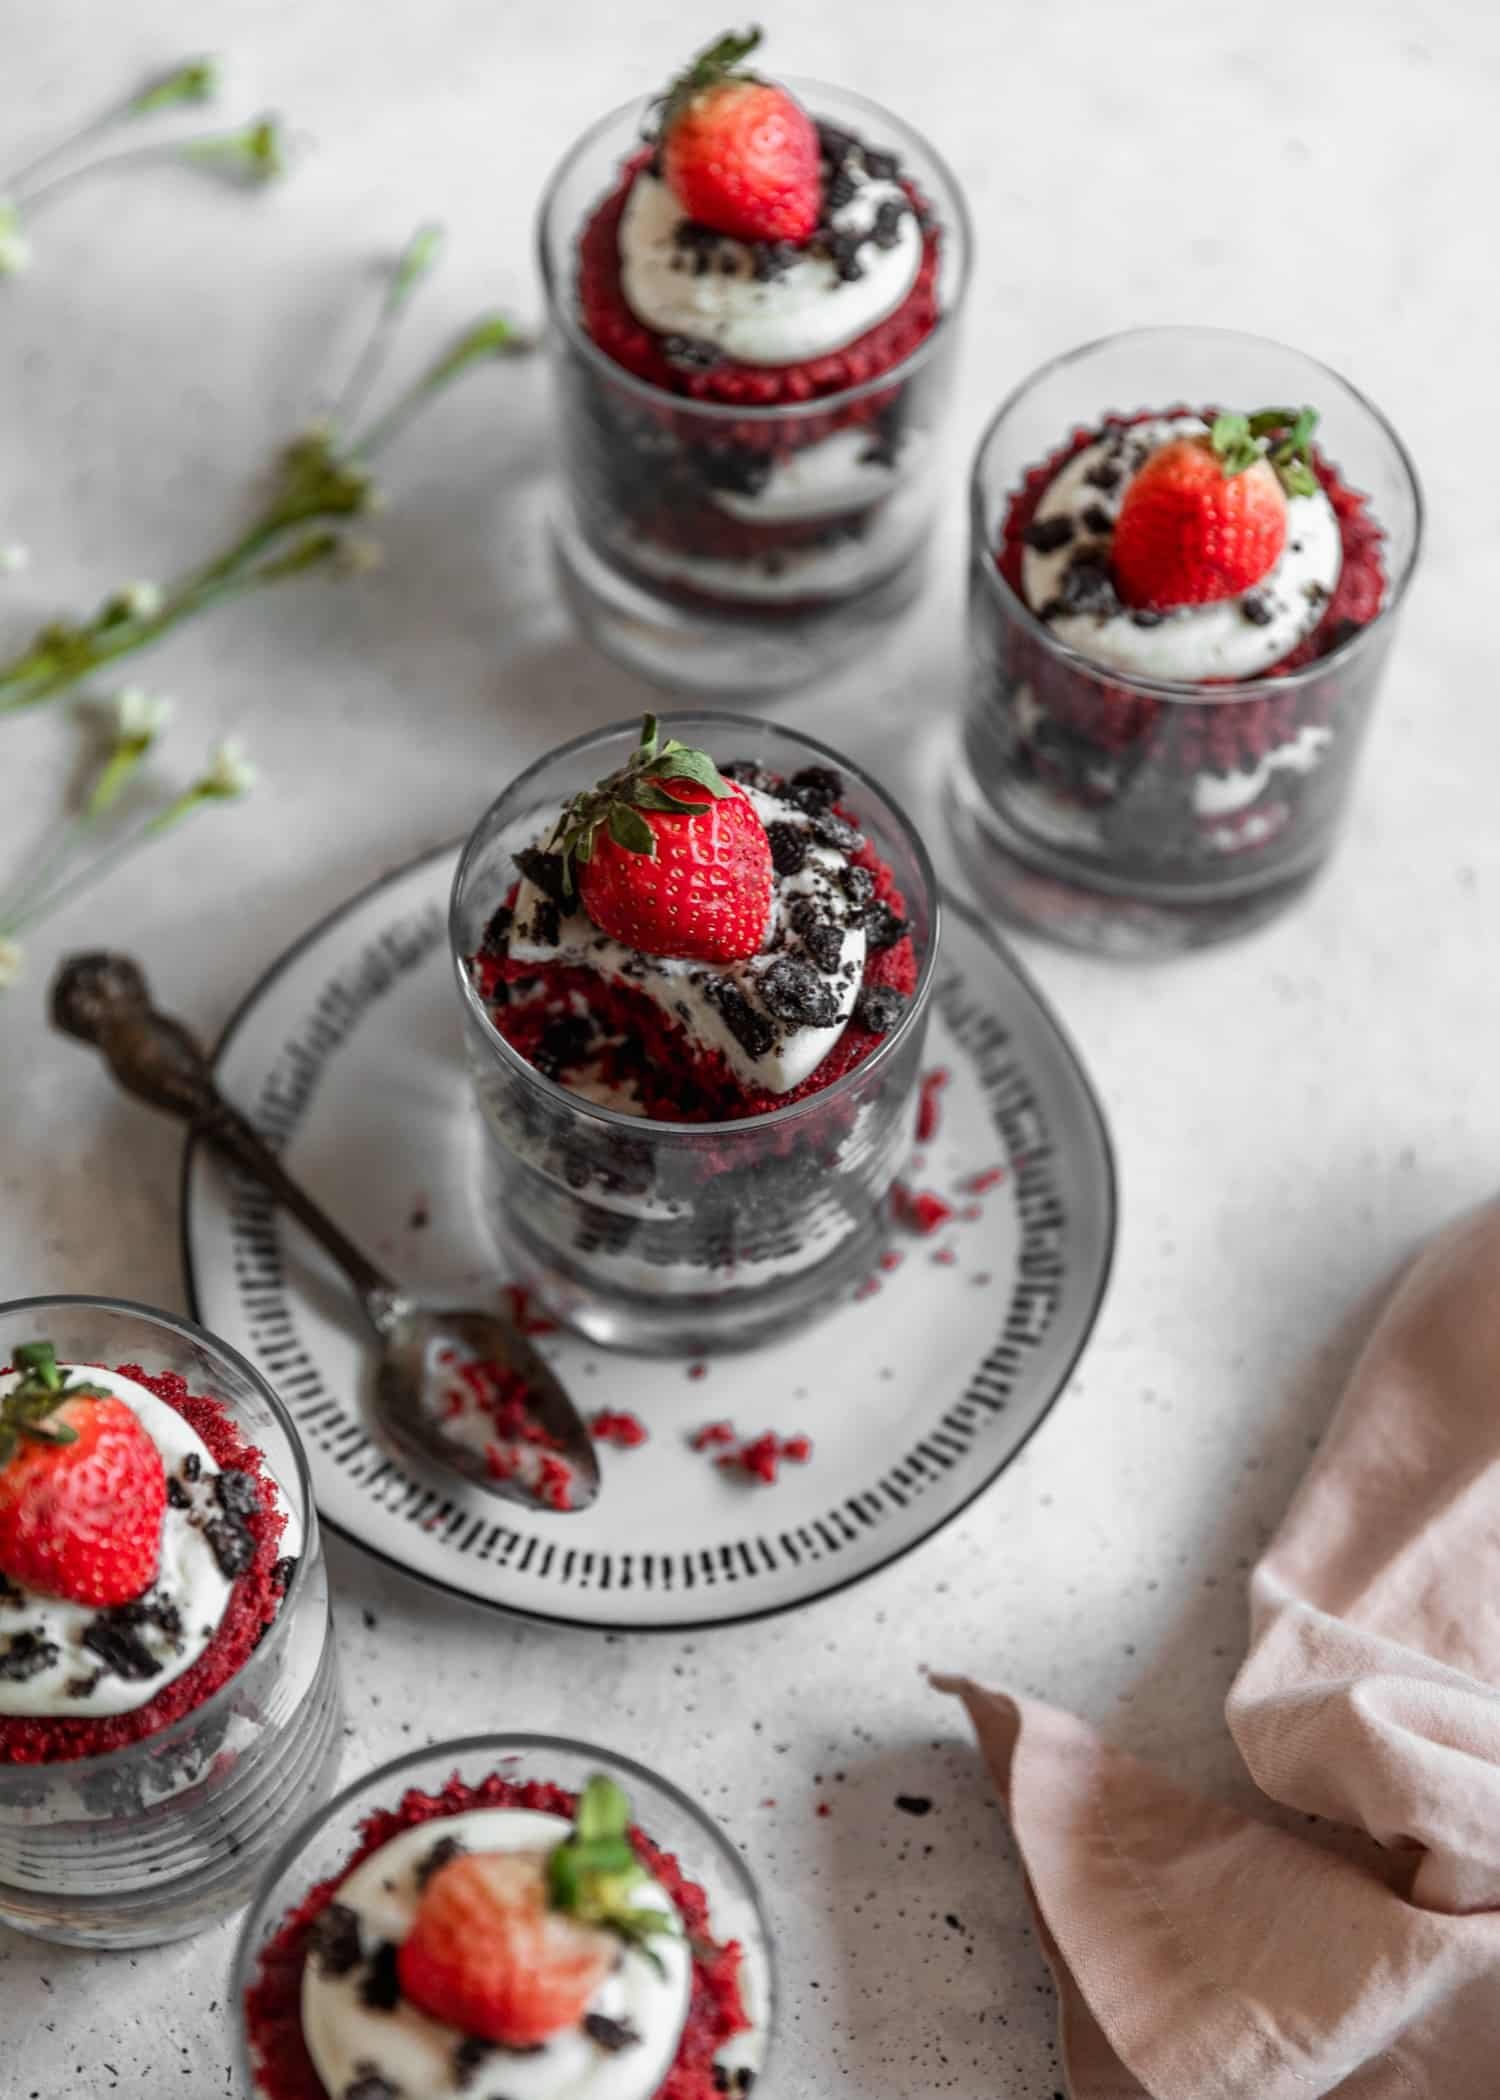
[{"x1": 1, "y1": 1, "x2": 1497, "y2": 2094}]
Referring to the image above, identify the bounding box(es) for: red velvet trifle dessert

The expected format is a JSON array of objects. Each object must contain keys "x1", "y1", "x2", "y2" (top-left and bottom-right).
[
  {"x1": 0, "y1": 1297, "x2": 340, "y2": 1949},
  {"x1": 537, "y1": 28, "x2": 971, "y2": 691},
  {"x1": 451, "y1": 713, "x2": 938, "y2": 1352},
  {"x1": 949, "y1": 326, "x2": 1423, "y2": 954},
  {"x1": 236, "y1": 1738, "x2": 774, "y2": 2100}
]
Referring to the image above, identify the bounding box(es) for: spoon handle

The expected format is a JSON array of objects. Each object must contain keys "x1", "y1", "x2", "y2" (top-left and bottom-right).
[{"x1": 53, "y1": 951, "x2": 396, "y2": 1311}]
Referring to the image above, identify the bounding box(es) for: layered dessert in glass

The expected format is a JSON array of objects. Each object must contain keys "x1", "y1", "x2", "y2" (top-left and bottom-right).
[
  {"x1": 949, "y1": 326, "x2": 1422, "y2": 954},
  {"x1": 537, "y1": 28, "x2": 970, "y2": 691},
  {"x1": 451, "y1": 713, "x2": 938, "y2": 1352},
  {"x1": 0, "y1": 1297, "x2": 340, "y2": 1948},
  {"x1": 237, "y1": 1736, "x2": 773, "y2": 2100}
]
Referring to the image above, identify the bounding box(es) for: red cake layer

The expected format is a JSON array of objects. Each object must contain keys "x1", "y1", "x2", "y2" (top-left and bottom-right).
[
  {"x1": 477, "y1": 827, "x2": 918, "y2": 1123},
  {"x1": 578, "y1": 149, "x2": 942, "y2": 406},
  {"x1": 242, "y1": 1773, "x2": 752, "y2": 2100},
  {"x1": 0, "y1": 1365, "x2": 289, "y2": 1766}
]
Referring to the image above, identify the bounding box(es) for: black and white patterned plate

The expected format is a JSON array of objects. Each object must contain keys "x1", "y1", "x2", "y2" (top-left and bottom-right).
[{"x1": 181, "y1": 845, "x2": 1115, "y2": 1631}]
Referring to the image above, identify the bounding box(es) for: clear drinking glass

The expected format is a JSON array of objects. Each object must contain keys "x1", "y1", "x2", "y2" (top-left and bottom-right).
[
  {"x1": 450, "y1": 714, "x2": 939, "y2": 1354},
  {"x1": 0, "y1": 1297, "x2": 341, "y2": 1949},
  {"x1": 234, "y1": 1733, "x2": 776, "y2": 2100},
  {"x1": 536, "y1": 81, "x2": 972, "y2": 694},
  {"x1": 947, "y1": 326, "x2": 1423, "y2": 956}
]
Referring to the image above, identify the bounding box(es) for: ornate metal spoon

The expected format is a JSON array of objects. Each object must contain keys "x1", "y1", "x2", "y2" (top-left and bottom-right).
[{"x1": 51, "y1": 951, "x2": 599, "y2": 1514}]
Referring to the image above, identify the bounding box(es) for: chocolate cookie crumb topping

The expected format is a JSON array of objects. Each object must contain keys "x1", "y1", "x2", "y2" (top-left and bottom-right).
[
  {"x1": 308, "y1": 1900, "x2": 364, "y2": 1978},
  {"x1": 760, "y1": 957, "x2": 841, "y2": 1029},
  {"x1": 765, "y1": 822, "x2": 808, "y2": 878},
  {"x1": 81, "y1": 1616, "x2": 162, "y2": 1682},
  {"x1": 1023, "y1": 515, "x2": 1075, "y2": 554},
  {"x1": 534, "y1": 1012, "x2": 595, "y2": 1081},
  {"x1": 722, "y1": 759, "x2": 775, "y2": 789},
  {"x1": 662, "y1": 332, "x2": 724, "y2": 371},
  {"x1": 800, "y1": 921, "x2": 846, "y2": 975},
  {"x1": 479, "y1": 902, "x2": 513, "y2": 959},
  {"x1": 1083, "y1": 459, "x2": 1122, "y2": 494},
  {"x1": 359, "y1": 1939, "x2": 402, "y2": 2012},
  {"x1": 702, "y1": 445, "x2": 774, "y2": 499},
  {"x1": 1129, "y1": 608, "x2": 1165, "y2": 628},
  {"x1": 203, "y1": 1513, "x2": 256, "y2": 1580},
  {"x1": 1240, "y1": 592, "x2": 1274, "y2": 626},
  {"x1": 1081, "y1": 503, "x2": 1114, "y2": 536},
  {"x1": 838, "y1": 865, "x2": 876, "y2": 913},
  {"x1": 344, "y1": 2070, "x2": 400, "y2": 2100},
  {"x1": 527, "y1": 897, "x2": 562, "y2": 950},
  {"x1": 415, "y1": 1833, "x2": 466, "y2": 1890},
  {"x1": 0, "y1": 1630, "x2": 60, "y2": 1682},
  {"x1": 513, "y1": 846, "x2": 569, "y2": 906},
  {"x1": 706, "y1": 981, "x2": 774, "y2": 1062},
  {"x1": 272, "y1": 1555, "x2": 298, "y2": 1591},
  {"x1": 810, "y1": 809, "x2": 863, "y2": 854},
  {"x1": 1043, "y1": 548, "x2": 1120, "y2": 621},
  {"x1": 452, "y1": 2036, "x2": 495, "y2": 2086},
  {"x1": 863, "y1": 901, "x2": 909, "y2": 952},
  {"x1": 166, "y1": 1476, "x2": 191, "y2": 1510},
  {"x1": 584, "y1": 2013, "x2": 643, "y2": 2053},
  {"x1": 855, "y1": 986, "x2": 907, "y2": 1034},
  {"x1": 789, "y1": 764, "x2": 844, "y2": 808},
  {"x1": 63, "y1": 1668, "x2": 105, "y2": 1699},
  {"x1": 214, "y1": 1467, "x2": 261, "y2": 1519},
  {"x1": 181, "y1": 1452, "x2": 201, "y2": 1483}
]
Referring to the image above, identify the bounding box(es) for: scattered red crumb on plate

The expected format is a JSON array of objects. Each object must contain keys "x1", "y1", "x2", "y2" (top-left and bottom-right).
[
  {"x1": 967, "y1": 1167, "x2": 1006, "y2": 1194},
  {"x1": 589, "y1": 1409, "x2": 648, "y2": 1449},
  {"x1": 690, "y1": 1422, "x2": 738, "y2": 1452},
  {"x1": 499, "y1": 1285, "x2": 558, "y2": 1336},
  {"x1": 878, "y1": 1249, "x2": 904, "y2": 1272},
  {"x1": 0, "y1": 1364, "x2": 288, "y2": 1767},
  {"x1": 717, "y1": 1431, "x2": 814, "y2": 1485},
  {"x1": 893, "y1": 1184, "x2": 954, "y2": 1235},
  {"x1": 915, "y1": 1068, "x2": 950, "y2": 1144},
  {"x1": 241, "y1": 1774, "x2": 751, "y2": 2100}
]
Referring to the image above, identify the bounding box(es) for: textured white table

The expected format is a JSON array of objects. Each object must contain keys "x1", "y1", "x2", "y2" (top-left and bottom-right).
[{"x1": 1, "y1": 2, "x2": 1495, "y2": 2094}]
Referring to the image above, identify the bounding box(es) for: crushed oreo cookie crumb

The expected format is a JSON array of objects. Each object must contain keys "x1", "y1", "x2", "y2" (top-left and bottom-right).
[
  {"x1": 1023, "y1": 515, "x2": 1075, "y2": 554},
  {"x1": 0, "y1": 1630, "x2": 60, "y2": 1682},
  {"x1": 584, "y1": 2013, "x2": 642, "y2": 2053},
  {"x1": 760, "y1": 957, "x2": 841, "y2": 1029},
  {"x1": 863, "y1": 145, "x2": 899, "y2": 180},
  {"x1": 527, "y1": 897, "x2": 562, "y2": 950},
  {"x1": 765, "y1": 822, "x2": 808, "y2": 878},
  {"x1": 855, "y1": 985, "x2": 907, "y2": 1034},
  {"x1": 479, "y1": 901, "x2": 513, "y2": 958},
  {"x1": 416, "y1": 1833, "x2": 466, "y2": 1890},
  {"x1": 662, "y1": 333, "x2": 724, "y2": 371},
  {"x1": 748, "y1": 237, "x2": 797, "y2": 283},
  {"x1": 360, "y1": 1939, "x2": 402, "y2": 2012},
  {"x1": 534, "y1": 1012, "x2": 595, "y2": 1081},
  {"x1": 181, "y1": 1452, "x2": 201, "y2": 1484},
  {"x1": 513, "y1": 845, "x2": 569, "y2": 906},
  {"x1": 63, "y1": 1668, "x2": 105, "y2": 1699},
  {"x1": 214, "y1": 1467, "x2": 261, "y2": 1519},
  {"x1": 1083, "y1": 459, "x2": 1122, "y2": 494},
  {"x1": 308, "y1": 1900, "x2": 364, "y2": 1977},
  {"x1": 810, "y1": 809, "x2": 863, "y2": 853},
  {"x1": 272, "y1": 1555, "x2": 298, "y2": 1591},
  {"x1": 895, "y1": 1792, "x2": 933, "y2": 1815},
  {"x1": 1129, "y1": 608, "x2": 1166, "y2": 627},
  {"x1": 81, "y1": 1615, "x2": 162, "y2": 1682},
  {"x1": 1080, "y1": 503, "x2": 1114, "y2": 536},
  {"x1": 453, "y1": 2036, "x2": 495, "y2": 2086},
  {"x1": 722, "y1": 758, "x2": 775, "y2": 789},
  {"x1": 800, "y1": 920, "x2": 846, "y2": 975},
  {"x1": 1240, "y1": 592, "x2": 1274, "y2": 626},
  {"x1": 702, "y1": 444, "x2": 774, "y2": 499},
  {"x1": 838, "y1": 864, "x2": 876, "y2": 913},
  {"x1": 706, "y1": 981, "x2": 774, "y2": 1062},
  {"x1": 1042, "y1": 547, "x2": 1120, "y2": 621},
  {"x1": 203, "y1": 1513, "x2": 256, "y2": 1580},
  {"x1": 672, "y1": 220, "x2": 725, "y2": 276},
  {"x1": 344, "y1": 2071, "x2": 400, "y2": 2100},
  {"x1": 789, "y1": 764, "x2": 843, "y2": 808},
  {"x1": 826, "y1": 159, "x2": 858, "y2": 212},
  {"x1": 166, "y1": 1475, "x2": 191, "y2": 1510},
  {"x1": 863, "y1": 900, "x2": 909, "y2": 952},
  {"x1": 870, "y1": 195, "x2": 907, "y2": 249}
]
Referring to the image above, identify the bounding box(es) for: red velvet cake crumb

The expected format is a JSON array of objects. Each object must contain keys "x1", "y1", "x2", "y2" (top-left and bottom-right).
[
  {"x1": 242, "y1": 1774, "x2": 753, "y2": 2100},
  {"x1": 589, "y1": 1409, "x2": 649, "y2": 1448},
  {"x1": 915, "y1": 1066, "x2": 950, "y2": 1143},
  {"x1": 0, "y1": 1364, "x2": 289, "y2": 1766},
  {"x1": 893, "y1": 1185, "x2": 954, "y2": 1236}
]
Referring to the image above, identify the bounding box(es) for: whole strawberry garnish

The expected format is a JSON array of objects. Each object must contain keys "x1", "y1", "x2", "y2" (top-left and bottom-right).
[
  {"x1": 398, "y1": 1776, "x2": 677, "y2": 2047},
  {"x1": 657, "y1": 28, "x2": 821, "y2": 244},
  {"x1": 1111, "y1": 408, "x2": 1321, "y2": 612},
  {"x1": 0, "y1": 1342, "x2": 166, "y2": 1606},
  {"x1": 555, "y1": 714, "x2": 772, "y2": 963}
]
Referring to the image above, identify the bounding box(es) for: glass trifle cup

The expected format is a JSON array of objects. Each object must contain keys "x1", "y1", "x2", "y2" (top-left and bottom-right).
[
  {"x1": 451, "y1": 713, "x2": 939, "y2": 1354},
  {"x1": 0, "y1": 1296, "x2": 341, "y2": 1949},
  {"x1": 234, "y1": 1733, "x2": 776, "y2": 2100},
  {"x1": 536, "y1": 69, "x2": 972, "y2": 695},
  {"x1": 947, "y1": 326, "x2": 1423, "y2": 956}
]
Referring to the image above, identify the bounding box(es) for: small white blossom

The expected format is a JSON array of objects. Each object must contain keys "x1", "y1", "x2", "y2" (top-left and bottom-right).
[
  {"x1": 199, "y1": 738, "x2": 257, "y2": 799},
  {"x1": 336, "y1": 535, "x2": 384, "y2": 575},
  {"x1": 0, "y1": 937, "x2": 23, "y2": 989},
  {"x1": 112, "y1": 687, "x2": 173, "y2": 742},
  {"x1": 120, "y1": 580, "x2": 162, "y2": 619}
]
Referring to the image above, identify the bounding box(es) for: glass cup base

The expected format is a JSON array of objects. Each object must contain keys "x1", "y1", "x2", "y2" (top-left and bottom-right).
[
  {"x1": 944, "y1": 757, "x2": 1323, "y2": 958},
  {"x1": 552, "y1": 513, "x2": 926, "y2": 697}
]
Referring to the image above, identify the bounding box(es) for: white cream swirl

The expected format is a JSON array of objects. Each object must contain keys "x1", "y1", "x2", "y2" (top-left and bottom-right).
[
  {"x1": 618, "y1": 166, "x2": 922, "y2": 366},
  {"x1": 299, "y1": 1808, "x2": 691, "y2": 2100}
]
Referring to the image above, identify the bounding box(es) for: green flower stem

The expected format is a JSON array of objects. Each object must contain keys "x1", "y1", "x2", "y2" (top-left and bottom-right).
[
  {"x1": 3, "y1": 58, "x2": 217, "y2": 199},
  {"x1": 348, "y1": 313, "x2": 531, "y2": 458},
  {"x1": 330, "y1": 222, "x2": 446, "y2": 436},
  {"x1": 14, "y1": 115, "x2": 287, "y2": 211}
]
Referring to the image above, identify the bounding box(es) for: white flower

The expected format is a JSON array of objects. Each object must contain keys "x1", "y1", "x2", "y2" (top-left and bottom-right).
[
  {"x1": 112, "y1": 687, "x2": 173, "y2": 743},
  {"x1": 120, "y1": 580, "x2": 162, "y2": 619},
  {"x1": 0, "y1": 202, "x2": 30, "y2": 279},
  {"x1": 0, "y1": 937, "x2": 23, "y2": 989},
  {"x1": 0, "y1": 544, "x2": 28, "y2": 574},
  {"x1": 200, "y1": 738, "x2": 257, "y2": 799}
]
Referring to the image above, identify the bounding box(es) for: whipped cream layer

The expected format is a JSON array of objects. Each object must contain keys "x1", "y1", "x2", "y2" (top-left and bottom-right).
[
  {"x1": 0, "y1": 1366, "x2": 234, "y2": 1719},
  {"x1": 508, "y1": 782, "x2": 867, "y2": 1097},
  {"x1": 709, "y1": 425, "x2": 919, "y2": 523},
  {"x1": 619, "y1": 162, "x2": 922, "y2": 366},
  {"x1": 300, "y1": 1808, "x2": 691, "y2": 2100},
  {"x1": 1021, "y1": 416, "x2": 1343, "y2": 681}
]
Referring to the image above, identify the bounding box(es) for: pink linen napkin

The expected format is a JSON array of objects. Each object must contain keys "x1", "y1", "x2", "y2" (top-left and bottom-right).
[{"x1": 938, "y1": 1197, "x2": 1500, "y2": 2099}]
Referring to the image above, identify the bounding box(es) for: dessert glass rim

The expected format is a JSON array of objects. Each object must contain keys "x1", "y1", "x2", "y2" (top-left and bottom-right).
[
  {"x1": 534, "y1": 73, "x2": 975, "y2": 425},
  {"x1": 451, "y1": 708, "x2": 942, "y2": 1141},
  {"x1": 231, "y1": 1727, "x2": 779, "y2": 2089},
  {"x1": 970, "y1": 321, "x2": 1426, "y2": 706},
  {"x1": 0, "y1": 1289, "x2": 317, "y2": 1779}
]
